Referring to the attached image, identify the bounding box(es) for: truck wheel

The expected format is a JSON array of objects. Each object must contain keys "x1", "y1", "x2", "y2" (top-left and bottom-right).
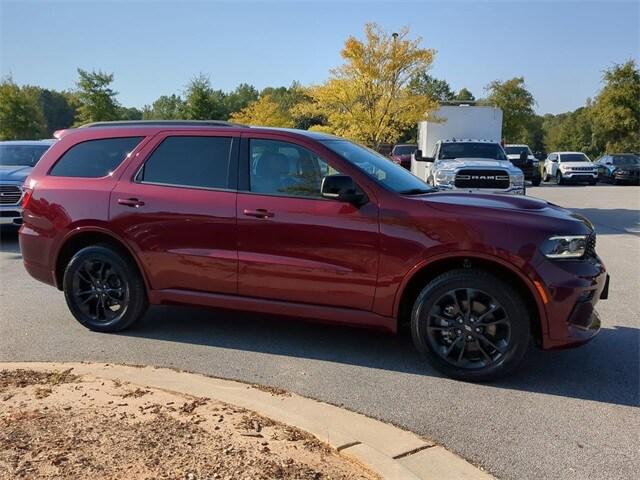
[
  {"x1": 63, "y1": 245, "x2": 148, "y2": 332},
  {"x1": 411, "y1": 269, "x2": 530, "y2": 382},
  {"x1": 531, "y1": 178, "x2": 541, "y2": 187},
  {"x1": 556, "y1": 171, "x2": 564, "y2": 185}
]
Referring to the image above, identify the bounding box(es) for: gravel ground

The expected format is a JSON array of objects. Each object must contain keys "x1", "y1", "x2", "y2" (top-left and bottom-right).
[
  {"x1": 0, "y1": 183, "x2": 638, "y2": 480},
  {"x1": 0, "y1": 367, "x2": 376, "y2": 480}
]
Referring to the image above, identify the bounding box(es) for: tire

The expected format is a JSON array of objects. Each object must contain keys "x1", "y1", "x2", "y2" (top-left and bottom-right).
[
  {"x1": 410, "y1": 269, "x2": 530, "y2": 382},
  {"x1": 588, "y1": 179, "x2": 597, "y2": 186},
  {"x1": 63, "y1": 245, "x2": 148, "y2": 332},
  {"x1": 531, "y1": 177, "x2": 541, "y2": 187},
  {"x1": 556, "y1": 171, "x2": 564, "y2": 185}
]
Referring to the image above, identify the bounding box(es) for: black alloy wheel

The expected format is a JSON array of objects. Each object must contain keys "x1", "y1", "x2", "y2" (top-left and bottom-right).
[
  {"x1": 63, "y1": 245, "x2": 147, "y2": 332},
  {"x1": 411, "y1": 269, "x2": 530, "y2": 382}
]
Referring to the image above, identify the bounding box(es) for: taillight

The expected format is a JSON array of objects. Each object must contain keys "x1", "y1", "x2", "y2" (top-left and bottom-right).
[{"x1": 21, "y1": 187, "x2": 33, "y2": 209}]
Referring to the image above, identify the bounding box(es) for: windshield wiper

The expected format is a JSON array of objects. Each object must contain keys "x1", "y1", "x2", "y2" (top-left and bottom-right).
[{"x1": 398, "y1": 188, "x2": 433, "y2": 195}]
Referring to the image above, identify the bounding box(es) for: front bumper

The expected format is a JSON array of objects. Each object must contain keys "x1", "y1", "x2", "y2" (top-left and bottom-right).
[
  {"x1": 435, "y1": 184, "x2": 526, "y2": 195},
  {"x1": 613, "y1": 171, "x2": 640, "y2": 183},
  {"x1": 561, "y1": 171, "x2": 597, "y2": 183},
  {"x1": 537, "y1": 255, "x2": 608, "y2": 349},
  {"x1": 0, "y1": 205, "x2": 23, "y2": 226}
]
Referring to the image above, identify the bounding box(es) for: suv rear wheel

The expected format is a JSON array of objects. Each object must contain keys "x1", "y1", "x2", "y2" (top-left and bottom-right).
[
  {"x1": 411, "y1": 269, "x2": 530, "y2": 382},
  {"x1": 63, "y1": 245, "x2": 148, "y2": 332}
]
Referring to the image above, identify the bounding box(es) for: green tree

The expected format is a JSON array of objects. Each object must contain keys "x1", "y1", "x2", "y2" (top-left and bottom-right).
[
  {"x1": 74, "y1": 68, "x2": 120, "y2": 124},
  {"x1": 454, "y1": 88, "x2": 475, "y2": 102},
  {"x1": 183, "y1": 74, "x2": 226, "y2": 120},
  {"x1": 22, "y1": 86, "x2": 76, "y2": 135},
  {"x1": 485, "y1": 77, "x2": 536, "y2": 143},
  {"x1": 0, "y1": 78, "x2": 47, "y2": 139},
  {"x1": 224, "y1": 83, "x2": 259, "y2": 117},
  {"x1": 118, "y1": 106, "x2": 143, "y2": 120},
  {"x1": 307, "y1": 23, "x2": 438, "y2": 147},
  {"x1": 142, "y1": 94, "x2": 186, "y2": 119},
  {"x1": 409, "y1": 73, "x2": 454, "y2": 102},
  {"x1": 591, "y1": 60, "x2": 640, "y2": 153}
]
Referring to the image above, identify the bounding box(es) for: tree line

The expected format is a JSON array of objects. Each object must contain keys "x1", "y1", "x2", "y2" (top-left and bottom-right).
[{"x1": 1, "y1": 23, "x2": 638, "y2": 157}]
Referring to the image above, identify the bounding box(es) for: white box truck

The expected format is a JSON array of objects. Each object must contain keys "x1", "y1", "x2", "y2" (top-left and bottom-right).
[{"x1": 412, "y1": 105, "x2": 525, "y2": 195}]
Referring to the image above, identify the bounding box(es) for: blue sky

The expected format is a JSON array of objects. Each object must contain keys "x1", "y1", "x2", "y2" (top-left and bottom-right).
[{"x1": 1, "y1": 0, "x2": 638, "y2": 114}]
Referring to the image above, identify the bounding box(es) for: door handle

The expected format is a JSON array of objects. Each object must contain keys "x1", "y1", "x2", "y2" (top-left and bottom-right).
[
  {"x1": 243, "y1": 208, "x2": 274, "y2": 219},
  {"x1": 118, "y1": 197, "x2": 145, "y2": 208}
]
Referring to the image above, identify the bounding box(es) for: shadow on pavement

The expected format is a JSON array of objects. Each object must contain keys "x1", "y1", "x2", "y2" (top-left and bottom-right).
[{"x1": 126, "y1": 304, "x2": 640, "y2": 408}]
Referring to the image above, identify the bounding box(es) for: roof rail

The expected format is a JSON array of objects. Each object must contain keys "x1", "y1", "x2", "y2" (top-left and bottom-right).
[{"x1": 80, "y1": 120, "x2": 244, "y2": 128}]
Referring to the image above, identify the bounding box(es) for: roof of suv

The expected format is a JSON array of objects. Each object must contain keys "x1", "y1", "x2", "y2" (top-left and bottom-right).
[{"x1": 57, "y1": 121, "x2": 342, "y2": 142}]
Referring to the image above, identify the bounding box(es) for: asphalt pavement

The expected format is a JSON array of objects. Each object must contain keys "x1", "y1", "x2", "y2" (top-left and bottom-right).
[{"x1": 1, "y1": 183, "x2": 638, "y2": 480}]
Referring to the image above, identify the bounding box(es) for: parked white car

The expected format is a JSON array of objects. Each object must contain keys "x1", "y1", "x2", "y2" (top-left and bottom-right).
[{"x1": 543, "y1": 152, "x2": 597, "y2": 185}]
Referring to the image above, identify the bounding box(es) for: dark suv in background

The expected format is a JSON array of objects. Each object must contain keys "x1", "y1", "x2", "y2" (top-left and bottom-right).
[{"x1": 20, "y1": 121, "x2": 608, "y2": 381}]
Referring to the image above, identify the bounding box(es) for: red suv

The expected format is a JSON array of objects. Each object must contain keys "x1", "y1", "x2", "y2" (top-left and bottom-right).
[{"x1": 19, "y1": 121, "x2": 609, "y2": 381}]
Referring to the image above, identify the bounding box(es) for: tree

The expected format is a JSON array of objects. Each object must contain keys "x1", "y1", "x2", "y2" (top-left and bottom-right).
[
  {"x1": 454, "y1": 88, "x2": 475, "y2": 102},
  {"x1": 74, "y1": 68, "x2": 120, "y2": 124},
  {"x1": 183, "y1": 74, "x2": 226, "y2": 120},
  {"x1": 485, "y1": 77, "x2": 536, "y2": 143},
  {"x1": 306, "y1": 23, "x2": 437, "y2": 147},
  {"x1": 230, "y1": 94, "x2": 295, "y2": 127},
  {"x1": 118, "y1": 106, "x2": 143, "y2": 120},
  {"x1": 224, "y1": 83, "x2": 259, "y2": 116},
  {"x1": 142, "y1": 94, "x2": 186, "y2": 119},
  {"x1": 21, "y1": 86, "x2": 76, "y2": 135},
  {"x1": 409, "y1": 73, "x2": 454, "y2": 102},
  {"x1": 590, "y1": 60, "x2": 640, "y2": 153},
  {"x1": 0, "y1": 78, "x2": 47, "y2": 139}
]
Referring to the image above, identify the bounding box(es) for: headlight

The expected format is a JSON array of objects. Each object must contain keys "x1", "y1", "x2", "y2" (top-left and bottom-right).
[
  {"x1": 511, "y1": 173, "x2": 525, "y2": 186},
  {"x1": 434, "y1": 170, "x2": 456, "y2": 185},
  {"x1": 541, "y1": 235, "x2": 588, "y2": 259}
]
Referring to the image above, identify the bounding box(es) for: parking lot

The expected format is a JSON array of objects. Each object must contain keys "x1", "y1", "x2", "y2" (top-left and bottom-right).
[{"x1": 0, "y1": 183, "x2": 638, "y2": 480}]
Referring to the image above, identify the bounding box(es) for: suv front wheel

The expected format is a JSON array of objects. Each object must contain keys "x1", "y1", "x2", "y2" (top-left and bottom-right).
[
  {"x1": 63, "y1": 245, "x2": 148, "y2": 332},
  {"x1": 411, "y1": 269, "x2": 530, "y2": 382}
]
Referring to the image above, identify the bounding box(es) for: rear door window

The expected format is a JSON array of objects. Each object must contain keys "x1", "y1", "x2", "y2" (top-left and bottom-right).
[
  {"x1": 137, "y1": 136, "x2": 233, "y2": 189},
  {"x1": 50, "y1": 137, "x2": 143, "y2": 177}
]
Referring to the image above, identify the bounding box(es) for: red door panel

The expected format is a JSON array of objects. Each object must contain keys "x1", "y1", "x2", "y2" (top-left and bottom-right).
[
  {"x1": 111, "y1": 183, "x2": 237, "y2": 294},
  {"x1": 109, "y1": 131, "x2": 238, "y2": 295},
  {"x1": 237, "y1": 193, "x2": 379, "y2": 310}
]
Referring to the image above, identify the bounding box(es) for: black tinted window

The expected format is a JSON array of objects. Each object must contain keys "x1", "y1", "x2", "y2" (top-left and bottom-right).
[
  {"x1": 250, "y1": 139, "x2": 340, "y2": 198},
  {"x1": 439, "y1": 143, "x2": 507, "y2": 160},
  {"x1": 50, "y1": 137, "x2": 143, "y2": 177},
  {"x1": 139, "y1": 136, "x2": 232, "y2": 189}
]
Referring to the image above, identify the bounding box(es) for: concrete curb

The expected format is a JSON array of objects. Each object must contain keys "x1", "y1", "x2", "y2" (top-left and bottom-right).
[{"x1": 1, "y1": 362, "x2": 495, "y2": 480}]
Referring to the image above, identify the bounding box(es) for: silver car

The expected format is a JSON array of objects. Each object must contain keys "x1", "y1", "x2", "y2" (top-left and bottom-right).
[{"x1": 0, "y1": 140, "x2": 55, "y2": 227}]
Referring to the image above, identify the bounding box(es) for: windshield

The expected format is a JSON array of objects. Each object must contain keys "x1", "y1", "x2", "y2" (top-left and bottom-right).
[
  {"x1": 439, "y1": 142, "x2": 507, "y2": 161},
  {"x1": 393, "y1": 145, "x2": 416, "y2": 155},
  {"x1": 321, "y1": 140, "x2": 433, "y2": 194},
  {"x1": 504, "y1": 146, "x2": 532, "y2": 156},
  {"x1": 560, "y1": 153, "x2": 590, "y2": 162},
  {"x1": 0, "y1": 144, "x2": 51, "y2": 167},
  {"x1": 612, "y1": 155, "x2": 640, "y2": 165}
]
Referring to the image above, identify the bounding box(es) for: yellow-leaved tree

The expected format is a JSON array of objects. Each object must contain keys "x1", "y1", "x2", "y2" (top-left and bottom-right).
[
  {"x1": 230, "y1": 94, "x2": 294, "y2": 127},
  {"x1": 307, "y1": 23, "x2": 438, "y2": 148}
]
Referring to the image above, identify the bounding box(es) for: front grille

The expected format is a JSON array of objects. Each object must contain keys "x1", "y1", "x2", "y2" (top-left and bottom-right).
[
  {"x1": 0, "y1": 185, "x2": 22, "y2": 205},
  {"x1": 454, "y1": 169, "x2": 510, "y2": 189},
  {"x1": 568, "y1": 167, "x2": 596, "y2": 172}
]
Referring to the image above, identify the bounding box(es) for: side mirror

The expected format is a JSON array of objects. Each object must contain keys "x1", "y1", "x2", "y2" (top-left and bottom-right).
[
  {"x1": 414, "y1": 150, "x2": 435, "y2": 163},
  {"x1": 551, "y1": 158, "x2": 558, "y2": 163},
  {"x1": 321, "y1": 175, "x2": 368, "y2": 206}
]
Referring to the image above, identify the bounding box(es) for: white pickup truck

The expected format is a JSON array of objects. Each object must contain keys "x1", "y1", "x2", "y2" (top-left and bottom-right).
[{"x1": 412, "y1": 106, "x2": 525, "y2": 195}]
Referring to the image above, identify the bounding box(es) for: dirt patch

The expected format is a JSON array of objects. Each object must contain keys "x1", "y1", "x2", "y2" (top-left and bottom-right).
[{"x1": 0, "y1": 368, "x2": 377, "y2": 480}]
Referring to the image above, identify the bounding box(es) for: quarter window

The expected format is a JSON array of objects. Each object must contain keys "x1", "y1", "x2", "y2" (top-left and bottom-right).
[
  {"x1": 50, "y1": 137, "x2": 143, "y2": 177},
  {"x1": 249, "y1": 139, "x2": 340, "y2": 198},
  {"x1": 138, "y1": 136, "x2": 233, "y2": 189}
]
